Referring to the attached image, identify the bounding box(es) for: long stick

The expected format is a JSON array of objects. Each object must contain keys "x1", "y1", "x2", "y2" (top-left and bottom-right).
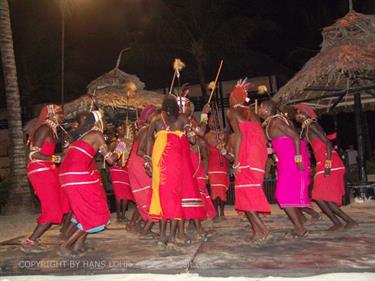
[
  {"x1": 168, "y1": 70, "x2": 177, "y2": 96},
  {"x1": 207, "y1": 60, "x2": 224, "y2": 104}
]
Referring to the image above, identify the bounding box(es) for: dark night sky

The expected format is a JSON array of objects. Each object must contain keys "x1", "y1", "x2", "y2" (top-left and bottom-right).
[{"x1": 1, "y1": 0, "x2": 375, "y2": 149}]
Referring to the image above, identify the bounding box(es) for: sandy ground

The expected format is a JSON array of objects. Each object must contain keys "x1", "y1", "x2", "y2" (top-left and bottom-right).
[
  {"x1": 1, "y1": 272, "x2": 375, "y2": 281},
  {"x1": 1, "y1": 202, "x2": 374, "y2": 279},
  {"x1": 1, "y1": 202, "x2": 374, "y2": 242}
]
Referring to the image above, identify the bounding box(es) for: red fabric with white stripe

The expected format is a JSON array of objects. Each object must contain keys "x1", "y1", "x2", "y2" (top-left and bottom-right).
[
  {"x1": 311, "y1": 139, "x2": 345, "y2": 206},
  {"x1": 234, "y1": 121, "x2": 271, "y2": 213},
  {"x1": 127, "y1": 142, "x2": 152, "y2": 220},
  {"x1": 59, "y1": 140, "x2": 110, "y2": 232},
  {"x1": 190, "y1": 148, "x2": 217, "y2": 219},
  {"x1": 27, "y1": 140, "x2": 64, "y2": 224},
  {"x1": 207, "y1": 145, "x2": 229, "y2": 201},
  {"x1": 109, "y1": 165, "x2": 134, "y2": 201},
  {"x1": 180, "y1": 136, "x2": 206, "y2": 220}
]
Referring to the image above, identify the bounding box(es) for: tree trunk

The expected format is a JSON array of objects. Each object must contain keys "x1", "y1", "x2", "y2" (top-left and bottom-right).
[
  {"x1": 0, "y1": 0, "x2": 33, "y2": 213},
  {"x1": 192, "y1": 40, "x2": 208, "y2": 101}
]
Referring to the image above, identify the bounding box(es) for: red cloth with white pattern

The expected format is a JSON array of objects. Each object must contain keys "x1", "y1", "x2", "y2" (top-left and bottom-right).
[
  {"x1": 27, "y1": 140, "x2": 64, "y2": 224},
  {"x1": 311, "y1": 139, "x2": 345, "y2": 206},
  {"x1": 234, "y1": 121, "x2": 271, "y2": 213},
  {"x1": 109, "y1": 165, "x2": 134, "y2": 201},
  {"x1": 207, "y1": 145, "x2": 229, "y2": 201}
]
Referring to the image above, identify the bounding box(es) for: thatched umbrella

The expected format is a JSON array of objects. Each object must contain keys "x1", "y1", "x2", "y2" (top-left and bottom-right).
[
  {"x1": 272, "y1": 9, "x2": 375, "y2": 185},
  {"x1": 63, "y1": 49, "x2": 164, "y2": 121}
]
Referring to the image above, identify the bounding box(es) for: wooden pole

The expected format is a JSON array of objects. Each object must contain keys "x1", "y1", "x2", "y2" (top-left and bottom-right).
[
  {"x1": 349, "y1": 0, "x2": 353, "y2": 11},
  {"x1": 207, "y1": 60, "x2": 224, "y2": 104},
  {"x1": 168, "y1": 71, "x2": 177, "y2": 96},
  {"x1": 354, "y1": 92, "x2": 367, "y2": 183}
]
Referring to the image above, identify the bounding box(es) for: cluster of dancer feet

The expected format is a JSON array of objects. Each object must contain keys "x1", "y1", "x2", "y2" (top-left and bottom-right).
[{"x1": 22, "y1": 79, "x2": 358, "y2": 257}]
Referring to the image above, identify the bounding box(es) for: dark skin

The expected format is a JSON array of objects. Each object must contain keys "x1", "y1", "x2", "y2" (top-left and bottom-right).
[
  {"x1": 258, "y1": 102, "x2": 307, "y2": 237},
  {"x1": 227, "y1": 100, "x2": 271, "y2": 242},
  {"x1": 144, "y1": 110, "x2": 191, "y2": 245},
  {"x1": 58, "y1": 127, "x2": 120, "y2": 257},
  {"x1": 205, "y1": 115, "x2": 228, "y2": 218},
  {"x1": 187, "y1": 116, "x2": 210, "y2": 238},
  {"x1": 27, "y1": 110, "x2": 64, "y2": 245},
  {"x1": 109, "y1": 124, "x2": 132, "y2": 223},
  {"x1": 205, "y1": 115, "x2": 228, "y2": 147},
  {"x1": 135, "y1": 112, "x2": 162, "y2": 239},
  {"x1": 295, "y1": 110, "x2": 358, "y2": 231}
]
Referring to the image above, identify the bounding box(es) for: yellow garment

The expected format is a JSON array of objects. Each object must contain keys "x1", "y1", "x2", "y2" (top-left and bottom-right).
[{"x1": 149, "y1": 130, "x2": 184, "y2": 219}]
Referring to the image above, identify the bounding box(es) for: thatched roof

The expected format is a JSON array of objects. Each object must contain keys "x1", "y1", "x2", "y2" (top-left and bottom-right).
[
  {"x1": 63, "y1": 88, "x2": 164, "y2": 120},
  {"x1": 64, "y1": 48, "x2": 164, "y2": 120},
  {"x1": 87, "y1": 68, "x2": 145, "y2": 94},
  {"x1": 273, "y1": 10, "x2": 375, "y2": 114}
]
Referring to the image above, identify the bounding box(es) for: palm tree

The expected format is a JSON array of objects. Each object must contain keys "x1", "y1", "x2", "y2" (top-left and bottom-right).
[
  {"x1": 128, "y1": 0, "x2": 280, "y2": 99},
  {"x1": 0, "y1": 0, "x2": 32, "y2": 213}
]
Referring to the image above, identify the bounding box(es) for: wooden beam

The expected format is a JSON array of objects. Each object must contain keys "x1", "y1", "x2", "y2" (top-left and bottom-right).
[
  {"x1": 286, "y1": 84, "x2": 375, "y2": 105},
  {"x1": 303, "y1": 87, "x2": 343, "y2": 92},
  {"x1": 328, "y1": 94, "x2": 347, "y2": 112}
]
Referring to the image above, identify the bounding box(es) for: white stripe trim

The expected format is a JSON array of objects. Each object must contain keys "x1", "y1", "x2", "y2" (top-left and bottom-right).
[
  {"x1": 111, "y1": 168, "x2": 128, "y2": 174},
  {"x1": 182, "y1": 198, "x2": 202, "y2": 201},
  {"x1": 235, "y1": 184, "x2": 261, "y2": 188},
  {"x1": 208, "y1": 171, "x2": 227, "y2": 175},
  {"x1": 61, "y1": 179, "x2": 99, "y2": 187},
  {"x1": 238, "y1": 165, "x2": 265, "y2": 173},
  {"x1": 28, "y1": 167, "x2": 50, "y2": 176},
  {"x1": 59, "y1": 171, "x2": 90, "y2": 176},
  {"x1": 132, "y1": 186, "x2": 151, "y2": 193},
  {"x1": 112, "y1": 181, "x2": 130, "y2": 186},
  {"x1": 210, "y1": 184, "x2": 228, "y2": 188},
  {"x1": 70, "y1": 145, "x2": 93, "y2": 158},
  {"x1": 315, "y1": 167, "x2": 345, "y2": 177}
]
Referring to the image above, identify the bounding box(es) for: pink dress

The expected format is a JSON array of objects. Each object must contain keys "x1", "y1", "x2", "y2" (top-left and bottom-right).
[{"x1": 271, "y1": 137, "x2": 311, "y2": 208}]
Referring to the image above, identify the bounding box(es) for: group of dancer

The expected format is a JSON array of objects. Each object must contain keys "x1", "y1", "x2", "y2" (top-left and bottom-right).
[{"x1": 21, "y1": 79, "x2": 358, "y2": 257}]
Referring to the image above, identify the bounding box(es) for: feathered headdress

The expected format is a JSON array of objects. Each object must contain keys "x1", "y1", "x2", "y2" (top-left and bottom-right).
[{"x1": 230, "y1": 78, "x2": 251, "y2": 106}]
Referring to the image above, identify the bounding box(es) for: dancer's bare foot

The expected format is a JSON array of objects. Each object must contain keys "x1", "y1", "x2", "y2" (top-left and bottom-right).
[
  {"x1": 20, "y1": 239, "x2": 49, "y2": 253},
  {"x1": 57, "y1": 246, "x2": 78, "y2": 258},
  {"x1": 309, "y1": 213, "x2": 323, "y2": 224},
  {"x1": 344, "y1": 221, "x2": 359, "y2": 230},
  {"x1": 326, "y1": 223, "x2": 344, "y2": 232}
]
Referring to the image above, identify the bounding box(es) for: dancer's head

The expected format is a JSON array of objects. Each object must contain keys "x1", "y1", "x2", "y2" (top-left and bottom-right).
[
  {"x1": 258, "y1": 100, "x2": 277, "y2": 120},
  {"x1": 162, "y1": 95, "x2": 179, "y2": 122}
]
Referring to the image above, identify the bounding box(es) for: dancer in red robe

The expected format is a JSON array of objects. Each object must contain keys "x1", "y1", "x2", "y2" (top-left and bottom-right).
[
  {"x1": 295, "y1": 103, "x2": 358, "y2": 231},
  {"x1": 58, "y1": 111, "x2": 128, "y2": 257},
  {"x1": 145, "y1": 95, "x2": 197, "y2": 246},
  {"x1": 109, "y1": 123, "x2": 134, "y2": 222},
  {"x1": 205, "y1": 115, "x2": 229, "y2": 219},
  {"x1": 127, "y1": 105, "x2": 157, "y2": 237},
  {"x1": 228, "y1": 79, "x2": 271, "y2": 242},
  {"x1": 21, "y1": 104, "x2": 65, "y2": 253}
]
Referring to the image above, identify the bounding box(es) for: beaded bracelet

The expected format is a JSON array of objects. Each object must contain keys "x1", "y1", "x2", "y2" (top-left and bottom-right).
[{"x1": 294, "y1": 155, "x2": 302, "y2": 163}]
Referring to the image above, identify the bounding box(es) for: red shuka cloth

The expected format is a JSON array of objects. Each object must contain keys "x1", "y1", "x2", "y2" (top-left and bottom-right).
[
  {"x1": 207, "y1": 145, "x2": 229, "y2": 201},
  {"x1": 234, "y1": 122, "x2": 271, "y2": 213},
  {"x1": 109, "y1": 165, "x2": 134, "y2": 201},
  {"x1": 311, "y1": 139, "x2": 345, "y2": 206},
  {"x1": 127, "y1": 142, "x2": 152, "y2": 221},
  {"x1": 149, "y1": 131, "x2": 184, "y2": 220},
  {"x1": 59, "y1": 140, "x2": 110, "y2": 233},
  {"x1": 180, "y1": 136, "x2": 206, "y2": 220},
  {"x1": 190, "y1": 148, "x2": 217, "y2": 219},
  {"x1": 27, "y1": 140, "x2": 64, "y2": 224}
]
